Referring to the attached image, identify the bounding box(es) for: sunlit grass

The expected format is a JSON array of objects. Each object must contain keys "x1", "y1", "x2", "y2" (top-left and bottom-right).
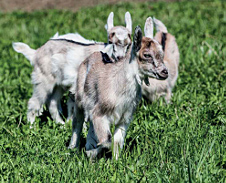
[{"x1": 0, "y1": 1, "x2": 225, "y2": 182}]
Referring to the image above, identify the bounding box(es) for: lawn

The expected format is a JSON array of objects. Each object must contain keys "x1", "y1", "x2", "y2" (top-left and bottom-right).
[{"x1": 0, "y1": 0, "x2": 225, "y2": 182}]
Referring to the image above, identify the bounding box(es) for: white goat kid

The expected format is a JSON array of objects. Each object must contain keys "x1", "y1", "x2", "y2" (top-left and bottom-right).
[
  {"x1": 69, "y1": 17, "x2": 169, "y2": 159},
  {"x1": 12, "y1": 12, "x2": 132, "y2": 128}
]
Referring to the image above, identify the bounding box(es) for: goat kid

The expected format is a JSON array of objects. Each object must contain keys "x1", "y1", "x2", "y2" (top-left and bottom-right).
[
  {"x1": 12, "y1": 12, "x2": 132, "y2": 128},
  {"x1": 142, "y1": 18, "x2": 179, "y2": 103},
  {"x1": 69, "y1": 17, "x2": 168, "y2": 159}
]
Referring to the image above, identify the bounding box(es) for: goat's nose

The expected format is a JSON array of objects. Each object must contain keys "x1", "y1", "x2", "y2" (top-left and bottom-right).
[
  {"x1": 161, "y1": 68, "x2": 168, "y2": 75},
  {"x1": 157, "y1": 68, "x2": 168, "y2": 80}
]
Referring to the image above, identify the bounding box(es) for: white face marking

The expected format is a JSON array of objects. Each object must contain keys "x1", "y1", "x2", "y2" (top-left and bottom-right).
[{"x1": 108, "y1": 26, "x2": 131, "y2": 60}]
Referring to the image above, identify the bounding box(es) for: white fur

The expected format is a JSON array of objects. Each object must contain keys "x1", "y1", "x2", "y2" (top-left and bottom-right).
[
  {"x1": 12, "y1": 42, "x2": 36, "y2": 65},
  {"x1": 144, "y1": 17, "x2": 154, "y2": 39},
  {"x1": 107, "y1": 12, "x2": 114, "y2": 31},
  {"x1": 125, "y1": 11, "x2": 132, "y2": 33}
]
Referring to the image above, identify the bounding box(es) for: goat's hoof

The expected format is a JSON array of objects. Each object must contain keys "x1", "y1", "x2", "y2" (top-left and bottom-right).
[
  {"x1": 86, "y1": 147, "x2": 102, "y2": 159},
  {"x1": 68, "y1": 144, "x2": 76, "y2": 149}
]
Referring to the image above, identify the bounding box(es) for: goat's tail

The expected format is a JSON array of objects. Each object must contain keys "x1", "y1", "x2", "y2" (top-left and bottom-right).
[
  {"x1": 12, "y1": 42, "x2": 36, "y2": 66},
  {"x1": 153, "y1": 17, "x2": 168, "y2": 33}
]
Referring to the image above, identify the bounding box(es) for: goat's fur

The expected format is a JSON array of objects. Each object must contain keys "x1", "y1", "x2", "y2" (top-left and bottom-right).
[
  {"x1": 12, "y1": 12, "x2": 132, "y2": 127},
  {"x1": 69, "y1": 18, "x2": 168, "y2": 159}
]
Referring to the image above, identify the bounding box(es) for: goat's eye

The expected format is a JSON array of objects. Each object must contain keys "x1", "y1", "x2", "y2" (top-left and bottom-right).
[
  {"x1": 110, "y1": 32, "x2": 115, "y2": 38},
  {"x1": 144, "y1": 54, "x2": 152, "y2": 59}
]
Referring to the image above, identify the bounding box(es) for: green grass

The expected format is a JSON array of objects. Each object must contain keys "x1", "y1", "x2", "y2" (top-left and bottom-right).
[{"x1": 0, "y1": 1, "x2": 225, "y2": 182}]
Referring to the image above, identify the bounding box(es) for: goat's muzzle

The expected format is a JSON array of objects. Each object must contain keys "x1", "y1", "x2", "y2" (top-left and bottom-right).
[{"x1": 157, "y1": 68, "x2": 168, "y2": 80}]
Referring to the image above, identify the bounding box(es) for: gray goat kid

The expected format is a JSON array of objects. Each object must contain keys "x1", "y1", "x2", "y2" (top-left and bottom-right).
[
  {"x1": 12, "y1": 12, "x2": 132, "y2": 128},
  {"x1": 69, "y1": 17, "x2": 168, "y2": 159}
]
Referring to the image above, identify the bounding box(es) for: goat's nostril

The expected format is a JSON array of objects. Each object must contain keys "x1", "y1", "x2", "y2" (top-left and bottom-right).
[{"x1": 161, "y1": 69, "x2": 168, "y2": 75}]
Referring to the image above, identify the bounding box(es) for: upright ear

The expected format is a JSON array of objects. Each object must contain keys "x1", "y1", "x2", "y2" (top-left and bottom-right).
[
  {"x1": 107, "y1": 12, "x2": 114, "y2": 32},
  {"x1": 144, "y1": 17, "x2": 153, "y2": 39},
  {"x1": 125, "y1": 12, "x2": 132, "y2": 33},
  {"x1": 133, "y1": 26, "x2": 142, "y2": 52}
]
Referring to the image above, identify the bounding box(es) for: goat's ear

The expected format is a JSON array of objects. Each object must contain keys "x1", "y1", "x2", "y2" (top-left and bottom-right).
[
  {"x1": 107, "y1": 12, "x2": 114, "y2": 31},
  {"x1": 125, "y1": 12, "x2": 132, "y2": 33},
  {"x1": 133, "y1": 26, "x2": 142, "y2": 52},
  {"x1": 144, "y1": 17, "x2": 154, "y2": 39}
]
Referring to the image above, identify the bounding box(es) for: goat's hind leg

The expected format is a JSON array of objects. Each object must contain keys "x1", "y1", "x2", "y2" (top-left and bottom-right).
[
  {"x1": 85, "y1": 122, "x2": 102, "y2": 159},
  {"x1": 68, "y1": 105, "x2": 84, "y2": 149},
  {"x1": 27, "y1": 83, "x2": 51, "y2": 128},
  {"x1": 93, "y1": 115, "x2": 111, "y2": 149},
  {"x1": 47, "y1": 86, "x2": 65, "y2": 125},
  {"x1": 66, "y1": 93, "x2": 74, "y2": 122},
  {"x1": 27, "y1": 95, "x2": 42, "y2": 128},
  {"x1": 85, "y1": 115, "x2": 111, "y2": 158}
]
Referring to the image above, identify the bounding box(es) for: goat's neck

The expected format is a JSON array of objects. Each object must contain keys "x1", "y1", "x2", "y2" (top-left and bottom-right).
[{"x1": 126, "y1": 45, "x2": 142, "y2": 87}]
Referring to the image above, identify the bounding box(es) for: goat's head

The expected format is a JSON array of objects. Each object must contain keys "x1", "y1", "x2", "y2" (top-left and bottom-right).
[
  {"x1": 106, "y1": 12, "x2": 132, "y2": 61},
  {"x1": 133, "y1": 17, "x2": 168, "y2": 85}
]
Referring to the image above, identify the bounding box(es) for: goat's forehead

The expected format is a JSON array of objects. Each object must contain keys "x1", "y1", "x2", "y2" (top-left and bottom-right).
[
  {"x1": 141, "y1": 37, "x2": 162, "y2": 51},
  {"x1": 109, "y1": 26, "x2": 130, "y2": 40}
]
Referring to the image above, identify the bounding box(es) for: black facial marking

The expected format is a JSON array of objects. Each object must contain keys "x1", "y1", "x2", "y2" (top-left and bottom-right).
[
  {"x1": 101, "y1": 51, "x2": 113, "y2": 63},
  {"x1": 161, "y1": 33, "x2": 167, "y2": 51}
]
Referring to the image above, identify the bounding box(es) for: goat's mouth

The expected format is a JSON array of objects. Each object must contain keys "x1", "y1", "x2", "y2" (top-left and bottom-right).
[
  {"x1": 146, "y1": 70, "x2": 168, "y2": 81},
  {"x1": 156, "y1": 68, "x2": 168, "y2": 80},
  {"x1": 156, "y1": 72, "x2": 168, "y2": 80}
]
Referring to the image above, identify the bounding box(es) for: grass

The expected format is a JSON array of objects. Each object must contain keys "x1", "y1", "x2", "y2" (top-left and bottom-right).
[{"x1": 0, "y1": 0, "x2": 225, "y2": 182}]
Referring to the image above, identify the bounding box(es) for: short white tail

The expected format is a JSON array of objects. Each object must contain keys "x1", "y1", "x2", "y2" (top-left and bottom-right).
[{"x1": 12, "y1": 42, "x2": 36, "y2": 66}]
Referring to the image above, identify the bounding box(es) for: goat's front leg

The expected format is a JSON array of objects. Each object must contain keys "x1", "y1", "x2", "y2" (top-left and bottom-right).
[
  {"x1": 68, "y1": 106, "x2": 84, "y2": 149},
  {"x1": 113, "y1": 123, "x2": 129, "y2": 160},
  {"x1": 164, "y1": 87, "x2": 172, "y2": 104}
]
